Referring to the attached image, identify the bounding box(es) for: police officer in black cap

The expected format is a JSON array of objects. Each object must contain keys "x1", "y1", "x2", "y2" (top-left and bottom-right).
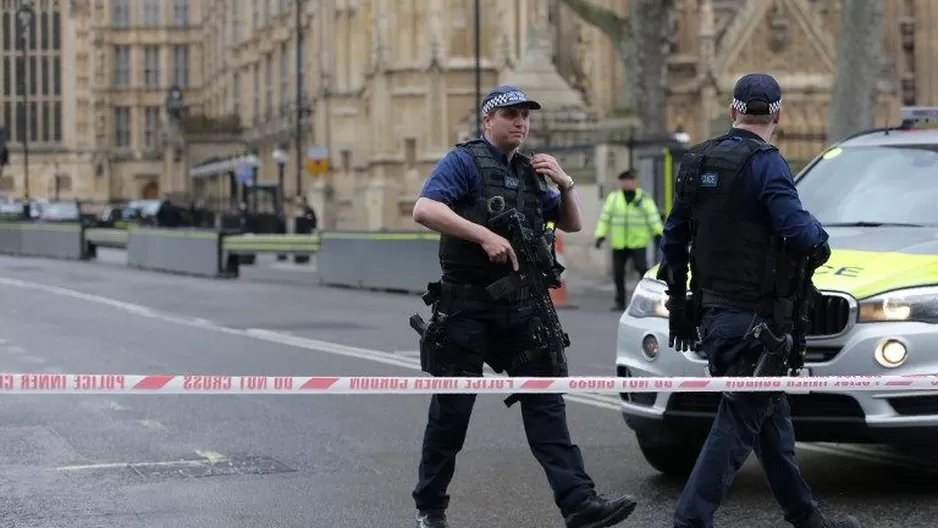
[
  {"x1": 410, "y1": 84, "x2": 637, "y2": 528},
  {"x1": 658, "y1": 73, "x2": 860, "y2": 528}
]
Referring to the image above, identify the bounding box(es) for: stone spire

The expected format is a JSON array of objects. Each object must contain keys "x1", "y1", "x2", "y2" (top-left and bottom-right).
[{"x1": 497, "y1": 0, "x2": 588, "y2": 110}]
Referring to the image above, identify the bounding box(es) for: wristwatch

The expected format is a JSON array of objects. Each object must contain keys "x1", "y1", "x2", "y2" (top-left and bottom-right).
[{"x1": 558, "y1": 177, "x2": 575, "y2": 192}]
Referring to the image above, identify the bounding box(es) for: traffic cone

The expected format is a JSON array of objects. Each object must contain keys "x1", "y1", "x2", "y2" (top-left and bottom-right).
[{"x1": 550, "y1": 232, "x2": 577, "y2": 310}]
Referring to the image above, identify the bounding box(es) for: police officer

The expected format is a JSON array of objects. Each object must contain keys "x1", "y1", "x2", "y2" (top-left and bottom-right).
[
  {"x1": 594, "y1": 169, "x2": 664, "y2": 310},
  {"x1": 410, "y1": 85, "x2": 637, "y2": 528},
  {"x1": 657, "y1": 73, "x2": 861, "y2": 528}
]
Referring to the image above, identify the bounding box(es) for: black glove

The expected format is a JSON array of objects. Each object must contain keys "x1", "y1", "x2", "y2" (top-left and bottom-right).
[
  {"x1": 665, "y1": 295, "x2": 698, "y2": 352},
  {"x1": 807, "y1": 241, "x2": 831, "y2": 271},
  {"x1": 594, "y1": 237, "x2": 604, "y2": 249}
]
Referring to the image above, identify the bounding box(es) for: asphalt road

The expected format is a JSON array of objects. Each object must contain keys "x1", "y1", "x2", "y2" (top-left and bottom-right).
[{"x1": 0, "y1": 252, "x2": 933, "y2": 527}]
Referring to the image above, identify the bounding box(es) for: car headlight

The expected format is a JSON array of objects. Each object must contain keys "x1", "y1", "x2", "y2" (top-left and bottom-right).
[
  {"x1": 858, "y1": 285, "x2": 938, "y2": 324},
  {"x1": 626, "y1": 278, "x2": 670, "y2": 318}
]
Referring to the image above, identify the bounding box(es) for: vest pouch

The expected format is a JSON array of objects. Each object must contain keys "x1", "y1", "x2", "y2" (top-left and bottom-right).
[{"x1": 439, "y1": 139, "x2": 546, "y2": 286}]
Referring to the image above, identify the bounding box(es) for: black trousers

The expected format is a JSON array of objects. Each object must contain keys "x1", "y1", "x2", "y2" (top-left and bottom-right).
[
  {"x1": 612, "y1": 248, "x2": 649, "y2": 307},
  {"x1": 412, "y1": 299, "x2": 596, "y2": 516},
  {"x1": 674, "y1": 307, "x2": 819, "y2": 527}
]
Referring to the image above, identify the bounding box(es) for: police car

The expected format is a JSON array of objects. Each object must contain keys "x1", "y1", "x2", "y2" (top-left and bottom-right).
[{"x1": 617, "y1": 107, "x2": 938, "y2": 476}]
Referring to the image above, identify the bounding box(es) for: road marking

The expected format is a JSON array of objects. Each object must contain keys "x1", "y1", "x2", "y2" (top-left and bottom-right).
[
  {"x1": 107, "y1": 400, "x2": 131, "y2": 411},
  {"x1": 18, "y1": 356, "x2": 46, "y2": 364},
  {"x1": 137, "y1": 419, "x2": 167, "y2": 430},
  {"x1": 195, "y1": 450, "x2": 228, "y2": 463},
  {"x1": 56, "y1": 451, "x2": 230, "y2": 472},
  {"x1": 0, "y1": 275, "x2": 932, "y2": 469}
]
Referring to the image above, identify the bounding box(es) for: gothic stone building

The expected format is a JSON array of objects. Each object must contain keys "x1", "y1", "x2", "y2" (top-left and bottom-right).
[{"x1": 0, "y1": 0, "x2": 931, "y2": 228}]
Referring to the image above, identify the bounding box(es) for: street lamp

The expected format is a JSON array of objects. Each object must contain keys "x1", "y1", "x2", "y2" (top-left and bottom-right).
[
  {"x1": 272, "y1": 145, "x2": 288, "y2": 262},
  {"x1": 272, "y1": 145, "x2": 288, "y2": 196},
  {"x1": 473, "y1": 0, "x2": 481, "y2": 136},
  {"x1": 17, "y1": 0, "x2": 32, "y2": 204}
]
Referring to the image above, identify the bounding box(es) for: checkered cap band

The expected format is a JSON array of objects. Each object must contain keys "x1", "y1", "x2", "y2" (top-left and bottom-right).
[
  {"x1": 732, "y1": 98, "x2": 782, "y2": 114},
  {"x1": 481, "y1": 90, "x2": 532, "y2": 115}
]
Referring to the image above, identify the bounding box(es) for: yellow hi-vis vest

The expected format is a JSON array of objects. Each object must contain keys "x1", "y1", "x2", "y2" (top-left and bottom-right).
[{"x1": 593, "y1": 188, "x2": 664, "y2": 249}]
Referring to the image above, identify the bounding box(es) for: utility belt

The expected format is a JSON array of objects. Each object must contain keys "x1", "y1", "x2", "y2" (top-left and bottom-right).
[
  {"x1": 430, "y1": 280, "x2": 530, "y2": 313},
  {"x1": 700, "y1": 291, "x2": 773, "y2": 318},
  {"x1": 411, "y1": 279, "x2": 531, "y2": 378}
]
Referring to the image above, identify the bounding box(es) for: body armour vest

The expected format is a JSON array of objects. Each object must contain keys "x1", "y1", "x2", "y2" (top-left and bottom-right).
[
  {"x1": 439, "y1": 139, "x2": 549, "y2": 286},
  {"x1": 677, "y1": 133, "x2": 783, "y2": 311}
]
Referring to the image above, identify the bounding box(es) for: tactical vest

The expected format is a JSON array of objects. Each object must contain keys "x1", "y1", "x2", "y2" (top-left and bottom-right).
[
  {"x1": 677, "y1": 133, "x2": 785, "y2": 313},
  {"x1": 439, "y1": 139, "x2": 548, "y2": 286}
]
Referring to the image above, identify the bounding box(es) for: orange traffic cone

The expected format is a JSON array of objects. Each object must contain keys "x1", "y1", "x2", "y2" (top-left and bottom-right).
[{"x1": 550, "y1": 232, "x2": 577, "y2": 310}]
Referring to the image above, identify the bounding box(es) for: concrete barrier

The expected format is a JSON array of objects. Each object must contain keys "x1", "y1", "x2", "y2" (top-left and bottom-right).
[
  {"x1": 316, "y1": 231, "x2": 441, "y2": 294},
  {"x1": 0, "y1": 222, "x2": 87, "y2": 260},
  {"x1": 85, "y1": 228, "x2": 129, "y2": 250},
  {"x1": 127, "y1": 228, "x2": 235, "y2": 278}
]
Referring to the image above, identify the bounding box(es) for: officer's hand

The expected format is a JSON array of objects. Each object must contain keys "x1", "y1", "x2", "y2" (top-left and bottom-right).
[
  {"x1": 530, "y1": 154, "x2": 569, "y2": 186},
  {"x1": 594, "y1": 237, "x2": 604, "y2": 249},
  {"x1": 481, "y1": 231, "x2": 519, "y2": 271},
  {"x1": 665, "y1": 296, "x2": 698, "y2": 352}
]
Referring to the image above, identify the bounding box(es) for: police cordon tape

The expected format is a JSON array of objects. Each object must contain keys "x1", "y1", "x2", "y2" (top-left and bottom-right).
[{"x1": 1, "y1": 373, "x2": 938, "y2": 394}]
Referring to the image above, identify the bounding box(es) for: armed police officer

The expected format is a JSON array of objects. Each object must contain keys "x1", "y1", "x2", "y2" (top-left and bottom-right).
[
  {"x1": 409, "y1": 85, "x2": 637, "y2": 528},
  {"x1": 658, "y1": 73, "x2": 861, "y2": 528}
]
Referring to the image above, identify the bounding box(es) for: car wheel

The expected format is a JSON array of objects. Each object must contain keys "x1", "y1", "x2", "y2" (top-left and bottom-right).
[{"x1": 636, "y1": 432, "x2": 703, "y2": 477}]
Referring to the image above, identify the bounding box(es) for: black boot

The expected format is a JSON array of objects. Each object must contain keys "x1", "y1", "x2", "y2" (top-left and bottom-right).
[
  {"x1": 564, "y1": 493, "x2": 637, "y2": 528},
  {"x1": 796, "y1": 510, "x2": 860, "y2": 528},
  {"x1": 414, "y1": 509, "x2": 449, "y2": 528}
]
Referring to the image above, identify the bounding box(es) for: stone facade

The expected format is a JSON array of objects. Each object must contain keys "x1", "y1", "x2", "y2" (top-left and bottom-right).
[{"x1": 0, "y1": 0, "x2": 934, "y2": 221}]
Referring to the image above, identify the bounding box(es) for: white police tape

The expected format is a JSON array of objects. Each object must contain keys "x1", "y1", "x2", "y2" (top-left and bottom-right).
[{"x1": 1, "y1": 373, "x2": 937, "y2": 395}]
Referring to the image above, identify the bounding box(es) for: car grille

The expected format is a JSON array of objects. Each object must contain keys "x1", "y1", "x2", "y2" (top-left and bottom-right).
[
  {"x1": 807, "y1": 294, "x2": 851, "y2": 337},
  {"x1": 888, "y1": 396, "x2": 938, "y2": 416},
  {"x1": 617, "y1": 366, "x2": 656, "y2": 406},
  {"x1": 668, "y1": 392, "x2": 865, "y2": 418}
]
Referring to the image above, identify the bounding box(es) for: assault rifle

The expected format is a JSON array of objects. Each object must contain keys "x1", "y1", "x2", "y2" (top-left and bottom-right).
[
  {"x1": 484, "y1": 196, "x2": 570, "y2": 407},
  {"x1": 747, "y1": 252, "x2": 819, "y2": 378}
]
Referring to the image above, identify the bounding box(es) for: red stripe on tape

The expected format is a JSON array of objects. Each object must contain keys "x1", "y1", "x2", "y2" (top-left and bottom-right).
[
  {"x1": 300, "y1": 377, "x2": 340, "y2": 389},
  {"x1": 133, "y1": 375, "x2": 175, "y2": 390},
  {"x1": 680, "y1": 380, "x2": 710, "y2": 389},
  {"x1": 521, "y1": 380, "x2": 554, "y2": 389},
  {"x1": 885, "y1": 380, "x2": 914, "y2": 386}
]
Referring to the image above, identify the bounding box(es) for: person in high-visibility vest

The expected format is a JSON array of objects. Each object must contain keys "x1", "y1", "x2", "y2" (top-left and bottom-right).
[{"x1": 594, "y1": 170, "x2": 664, "y2": 310}]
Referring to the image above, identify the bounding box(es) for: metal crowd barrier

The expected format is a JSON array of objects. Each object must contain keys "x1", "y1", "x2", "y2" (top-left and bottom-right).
[{"x1": 0, "y1": 223, "x2": 447, "y2": 294}]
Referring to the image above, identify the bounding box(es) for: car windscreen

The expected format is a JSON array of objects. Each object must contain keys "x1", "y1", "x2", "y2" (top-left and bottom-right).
[{"x1": 796, "y1": 144, "x2": 938, "y2": 227}]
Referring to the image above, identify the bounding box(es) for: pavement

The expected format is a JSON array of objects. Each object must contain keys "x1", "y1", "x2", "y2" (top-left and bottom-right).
[{"x1": 0, "y1": 251, "x2": 933, "y2": 527}]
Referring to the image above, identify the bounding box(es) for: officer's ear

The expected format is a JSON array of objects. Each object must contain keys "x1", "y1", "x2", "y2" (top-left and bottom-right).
[
  {"x1": 772, "y1": 109, "x2": 781, "y2": 125},
  {"x1": 728, "y1": 105, "x2": 738, "y2": 124},
  {"x1": 482, "y1": 109, "x2": 497, "y2": 131}
]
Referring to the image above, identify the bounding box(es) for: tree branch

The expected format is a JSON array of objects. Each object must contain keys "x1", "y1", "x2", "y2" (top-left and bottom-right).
[{"x1": 557, "y1": 0, "x2": 629, "y2": 43}]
